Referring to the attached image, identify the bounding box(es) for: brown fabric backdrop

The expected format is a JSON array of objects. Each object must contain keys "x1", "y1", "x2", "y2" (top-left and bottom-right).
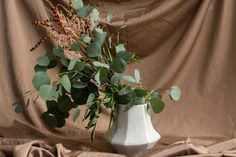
[{"x1": 0, "y1": 0, "x2": 236, "y2": 156}]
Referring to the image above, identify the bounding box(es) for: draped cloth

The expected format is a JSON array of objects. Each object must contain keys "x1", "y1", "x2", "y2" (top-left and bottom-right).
[{"x1": 0, "y1": 0, "x2": 236, "y2": 156}]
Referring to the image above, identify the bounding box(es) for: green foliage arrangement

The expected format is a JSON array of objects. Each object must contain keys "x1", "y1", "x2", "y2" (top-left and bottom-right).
[{"x1": 15, "y1": 0, "x2": 181, "y2": 140}]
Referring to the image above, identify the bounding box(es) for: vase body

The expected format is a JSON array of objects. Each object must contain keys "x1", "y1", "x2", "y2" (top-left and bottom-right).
[{"x1": 107, "y1": 104, "x2": 161, "y2": 156}]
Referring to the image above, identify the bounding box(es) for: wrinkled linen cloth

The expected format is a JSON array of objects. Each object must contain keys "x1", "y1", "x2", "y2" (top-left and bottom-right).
[{"x1": 0, "y1": 0, "x2": 236, "y2": 156}]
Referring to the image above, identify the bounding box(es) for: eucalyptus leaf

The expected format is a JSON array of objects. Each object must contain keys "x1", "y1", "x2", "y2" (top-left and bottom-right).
[
  {"x1": 94, "y1": 70, "x2": 101, "y2": 85},
  {"x1": 46, "y1": 101, "x2": 57, "y2": 113},
  {"x1": 81, "y1": 34, "x2": 91, "y2": 43},
  {"x1": 55, "y1": 114, "x2": 65, "y2": 128},
  {"x1": 58, "y1": 96, "x2": 74, "y2": 112},
  {"x1": 134, "y1": 89, "x2": 147, "y2": 97},
  {"x1": 53, "y1": 47, "x2": 64, "y2": 58},
  {"x1": 72, "y1": 82, "x2": 88, "y2": 89},
  {"x1": 15, "y1": 105, "x2": 23, "y2": 113},
  {"x1": 72, "y1": 0, "x2": 83, "y2": 10},
  {"x1": 117, "y1": 51, "x2": 131, "y2": 62},
  {"x1": 73, "y1": 108, "x2": 81, "y2": 122},
  {"x1": 39, "y1": 84, "x2": 58, "y2": 101},
  {"x1": 41, "y1": 112, "x2": 58, "y2": 128},
  {"x1": 68, "y1": 58, "x2": 77, "y2": 70},
  {"x1": 71, "y1": 87, "x2": 91, "y2": 105},
  {"x1": 91, "y1": 8, "x2": 99, "y2": 22},
  {"x1": 107, "y1": 12, "x2": 113, "y2": 22},
  {"x1": 86, "y1": 93, "x2": 95, "y2": 106},
  {"x1": 94, "y1": 68, "x2": 107, "y2": 85},
  {"x1": 170, "y1": 86, "x2": 181, "y2": 101},
  {"x1": 60, "y1": 75, "x2": 71, "y2": 93},
  {"x1": 32, "y1": 72, "x2": 50, "y2": 90},
  {"x1": 76, "y1": 61, "x2": 86, "y2": 71},
  {"x1": 68, "y1": 59, "x2": 85, "y2": 71},
  {"x1": 86, "y1": 42, "x2": 101, "y2": 57},
  {"x1": 150, "y1": 97, "x2": 165, "y2": 113},
  {"x1": 111, "y1": 58, "x2": 126, "y2": 73},
  {"x1": 47, "y1": 51, "x2": 57, "y2": 61},
  {"x1": 60, "y1": 58, "x2": 69, "y2": 67},
  {"x1": 93, "y1": 61, "x2": 110, "y2": 69},
  {"x1": 93, "y1": 28, "x2": 107, "y2": 46},
  {"x1": 150, "y1": 90, "x2": 160, "y2": 99},
  {"x1": 116, "y1": 44, "x2": 126, "y2": 53},
  {"x1": 134, "y1": 69, "x2": 141, "y2": 83},
  {"x1": 118, "y1": 86, "x2": 132, "y2": 95},
  {"x1": 134, "y1": 96, "x2": 145, "y2": 105},
  {"x1": 110, "y1": 73, "x2": 123, "y2": 85},
  {"x1": 37, "y1": 56, "x2": 49, "y2": 66},
  {"x1": 77, "y1": 5, "x2": 92, "y2": 17},
  {"x1": 70, "y1": 43, "x2": 81, "y2": 51},
  {"x1": 122, "y1": 75, "x2": 136, "y2": 83},
  {"x1": 58, "y1": 85, "x2": 64, "y2": 96},
  {"x1": 47, "y1": 59, "x2": 57, "y2": 69},
  {"x1": 34, "y1": 65, "x2": 47, "y2": 73}
]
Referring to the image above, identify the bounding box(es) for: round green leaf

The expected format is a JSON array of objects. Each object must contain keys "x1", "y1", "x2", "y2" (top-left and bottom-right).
[
  {"x1": 134, "y1": 96, "x2": 145, "y2": 105},
  {"x1": 53, "y1": 47, "x2": 64, "y2": 58},
  {"x1": 92, "y1": 28, "x2": 107, "y2": 46},
  {"x1": 86, "y1": 42, "x2": 101, "y2": 57},
  {"x1": 55, "y1": 114, "x2": 65, "y2": 128},
  {"x1": 150, "y1": 90, "x2": 160, "y2": 99},
  {"x1": 34, "y1": 65, "x2": 47, "y2": 73},
  {"x1": 116, "y1": 44, "x2": 126, "y2": 53},
  {"x1": 86, "y1": 93, "x2": 95, "y2": 106},
  {"x1": 60, "y1": 58, "x2": 69, "y2": 67},
  {"x1": 94, "y1": 70, "x2": 101, "y2": 85},
  {"x1": 37, "y1": 56, "x2": 50, "y2": 66},
  {"x1": 77, "y1": 5, "x2": 92, "y2": 17},
  {"x1": 111, "y1": 58, "x2": 126, "y2": 73},
  {"x1": 70, "y1": 43, "x2": 81, "y2": 51},
  {"x1": 46, "y1": 101, "x2": 57, "y2": 113},
  {"x1": 47, "y1": 59, "x2": 57, "y2": 69},
  {"x1": 107, "y1": 12, "x2": 113, "y2": 22},
  {"x1": 58, "y1": 96, "x2": 74, "y2": 112},
  {"x1": 134, "y1": 89, "x2": 147, "y2": 97},
  {"x1": 118, "y1": 86, "x2": 132, "y2": 96},
  {"x1": 117, "y1": 51, "x2": 131, "y2": 63},
  {"x1": 91, "y1": 8, "x2": 99, "y2": 22},
  {"x1": 39, "y1": 84, "x2": 58, "y2": 101},
  {"x1": 93, "y1": 61, "x2": 110, "y2": 69},
  {"x1": 15, "y1": 105, "x2": 23, "y2": 113},
  {"x1": 72, "y1": 82, "x2": 88, "y2": 89},
  {"x1": 110, "y1": 73, "x2": 122, "y2": 86},
  {"x1": 95, "y1": 69, "x2": 107, "y2": 85},
  {"x1": 122, "y1": 75, "x2": 136, "y2": 83},
  {"x1": 150, "y1": 97, "x2": 165, "y2": 113},
  {"x1": 81, "y1": 34, "x2": 91, "y2": 43},
  {"x1": 60, "y1": 75, "x2": 71, "y2": 93},
  {"x1": 134, "y1": 69, "x2": 141, "y2": 83},
  {"x1": 170, "y1": 86, "x2": 181, "y2": 101},
  {"x1": 76, "y1": 61, "x2": 85, "y2": 71},
  {"x1": 73, "y1": 108, "x2": 81, "y2": 122},
  {"x1": 32, "y1": 72, "x2": 50, "y2": 90},
  {"x1": 41, "y1": 112, "x2": 58, "y2": 128},
  {"x1": 72, "y1": 0, "x2": 83, "y2": 10},
  {"x1": 68, "y1": 58, "x2": 78, "y2": 70}
]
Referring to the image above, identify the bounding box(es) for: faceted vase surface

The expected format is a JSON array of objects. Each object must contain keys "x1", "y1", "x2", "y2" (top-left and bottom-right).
[{"x1": 107, "y1": 104, "x2": 161, "y2": 156}]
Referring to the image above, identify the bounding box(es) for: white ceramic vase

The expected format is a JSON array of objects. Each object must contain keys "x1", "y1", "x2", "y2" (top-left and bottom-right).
[{"x1": 107, "y1": 104, "x2": 161, "y2": 156}]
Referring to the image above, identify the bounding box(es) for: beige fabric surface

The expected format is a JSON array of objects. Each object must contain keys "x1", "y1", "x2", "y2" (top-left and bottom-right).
[{"x1": 0, "y1": 0, "x2": 236, "y2": 156}]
